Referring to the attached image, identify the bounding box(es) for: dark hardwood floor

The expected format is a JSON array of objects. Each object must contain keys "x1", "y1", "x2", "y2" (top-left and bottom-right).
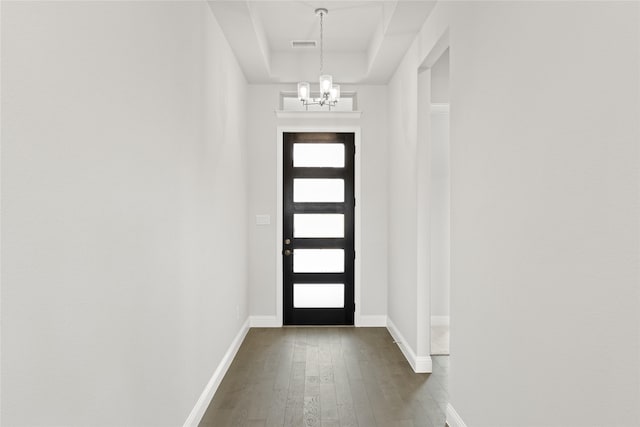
[{"x1": 199, "y1": 327, "x2": 448, "y2": 427}]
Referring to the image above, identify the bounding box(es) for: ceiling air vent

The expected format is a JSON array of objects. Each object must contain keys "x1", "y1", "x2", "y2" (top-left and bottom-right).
[{"x1": 291, "y1": 40, "x2": 317, "y2": 49}]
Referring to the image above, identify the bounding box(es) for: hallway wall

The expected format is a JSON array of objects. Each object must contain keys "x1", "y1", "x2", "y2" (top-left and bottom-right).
[
  {"x1": 246, "y1": 85, "x2": 389, "y2": 323},
  {"x1": 388, "y1": 1, "x2": 640, "y2": 425},
  {"x1": 1, "y1": 2, "x2": 249, "y2": 426}
]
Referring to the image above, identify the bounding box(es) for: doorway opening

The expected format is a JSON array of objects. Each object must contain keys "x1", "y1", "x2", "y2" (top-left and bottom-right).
[
  {"x1": 417, "y1": 37, "x2": 450, "y2": 360},
  {"x1": 429, "y1": 48, "x2": 450, "y2": 355}
]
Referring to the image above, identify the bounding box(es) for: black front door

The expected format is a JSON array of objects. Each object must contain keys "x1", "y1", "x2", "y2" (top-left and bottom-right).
[{"x1": 283, "y1": 132, "x2": 355, "y2": 325}]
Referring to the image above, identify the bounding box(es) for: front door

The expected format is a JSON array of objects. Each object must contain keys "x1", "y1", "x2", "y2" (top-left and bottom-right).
[{"x1": 283, "y1": 132, "x2": 355, "y2": 325}]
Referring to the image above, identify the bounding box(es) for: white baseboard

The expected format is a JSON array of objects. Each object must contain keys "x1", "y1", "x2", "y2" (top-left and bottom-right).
[
  {"x1": 386, "y1": 318, "x2": 432, "y2": 373},
  {"x1": 183, "y1": 318, "x2": 250, "y2": 427},
  {"x1": 356, "y1": 314, "x2": 387, "y2": 327},
  {"x1": 446, "y1": 403, "x2": 467, "y2": 427},
  {"x1": 251, "y1": 314, "x2": 386, "y2": 327},
  {"x1": 431, "y1": 315, "x2": 450, "y2": 326},
  {"x1": 249, "y1": 315, "x2": 281, "y2": 328}
]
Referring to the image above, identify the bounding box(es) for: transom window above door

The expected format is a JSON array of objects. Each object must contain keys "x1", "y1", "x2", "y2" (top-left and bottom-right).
[{"x1": 280, "y1": 92, "x2": 356, "y2": 112}]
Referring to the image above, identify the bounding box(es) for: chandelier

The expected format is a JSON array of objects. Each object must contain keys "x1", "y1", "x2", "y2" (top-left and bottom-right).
[{"x1": 297, "y1": 8, "x2": 340, "y2": 108}]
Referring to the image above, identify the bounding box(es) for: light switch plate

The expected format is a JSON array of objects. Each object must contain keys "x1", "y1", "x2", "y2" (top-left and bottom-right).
[{"x1": 256, "y1": 214, "x2": 271, "y2": 225}]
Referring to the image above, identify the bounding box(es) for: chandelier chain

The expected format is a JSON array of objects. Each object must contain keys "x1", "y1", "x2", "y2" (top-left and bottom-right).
[{"x1": 319, "y1": 10, "x2": 324, "y2": 74}]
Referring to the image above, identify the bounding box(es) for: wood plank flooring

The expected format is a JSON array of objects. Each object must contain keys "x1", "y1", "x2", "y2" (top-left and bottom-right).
[{"x1": 199, "y1": 327, "x2": 448, "y2": 427}]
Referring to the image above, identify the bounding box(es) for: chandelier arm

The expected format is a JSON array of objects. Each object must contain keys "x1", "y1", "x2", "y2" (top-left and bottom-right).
[{"x1": 300, "y1": 97, "x2": 338, "y2": 108}]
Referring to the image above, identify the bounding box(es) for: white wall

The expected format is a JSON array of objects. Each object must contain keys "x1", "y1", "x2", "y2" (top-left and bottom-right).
[
  {"x1": 246, "y1": 85, "x2": 388, "y2": 323},
  {"x1": 387, "y1": 60, "x2": 419, "y2": 353},
  {"x1": 389, "y1": 1, "x2": 640, "y2": 425},
  {"x1": 1, "y1": 2, "x2": 249, "y2": 426}
]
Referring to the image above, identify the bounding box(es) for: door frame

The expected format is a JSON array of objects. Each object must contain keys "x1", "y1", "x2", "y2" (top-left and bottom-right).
[{"x1": 276, "y1": 126, "x2": 361, "y2": 326}]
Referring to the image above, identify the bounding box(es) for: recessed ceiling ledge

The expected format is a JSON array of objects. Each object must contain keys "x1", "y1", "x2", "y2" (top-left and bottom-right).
[{"x1": 275, "y1": 111, "x2": 363, "y2": 120}]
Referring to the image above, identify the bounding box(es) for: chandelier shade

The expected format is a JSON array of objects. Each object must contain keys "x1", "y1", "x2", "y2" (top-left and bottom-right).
[
  {"x1": 319, "y1": 75, "x2": 332, "y2": 95},
  {"x1": 297, "y1": 82, "x2": 310, "y2": 102},
  {"x1": 330, "y1": 85, "x2": 340, "y2": 102}
]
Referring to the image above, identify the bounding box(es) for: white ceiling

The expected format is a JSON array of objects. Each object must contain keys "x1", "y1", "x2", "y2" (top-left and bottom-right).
[{"x1": 208, "y1": 0, "x2": 437, "y2": 84}]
